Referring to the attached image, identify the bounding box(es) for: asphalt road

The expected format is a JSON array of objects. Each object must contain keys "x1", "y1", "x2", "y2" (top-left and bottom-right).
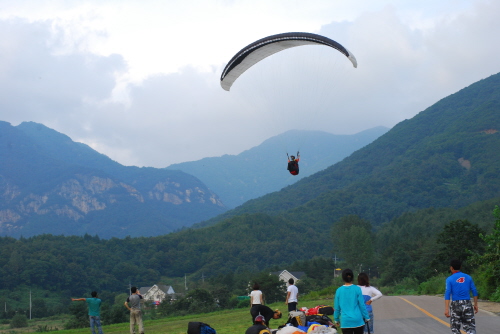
[{"x1": 372, "y1": 295, "x2": 499, "y2": 334}]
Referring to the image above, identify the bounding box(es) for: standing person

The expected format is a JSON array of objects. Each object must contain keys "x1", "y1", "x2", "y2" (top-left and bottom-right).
[
  {"x1": 250, "y1": 283, "x2": 264, "y2": 307},
  {"x1": 250, "y1": 304, "x2": 282, "y2": 327},
  {"x1": 334, "y1": 269, "x2": 370, "y2": 334},
  {"x1": 71, "y1": 291, "x2": 104, "y2": 334},
  {"x1": 444, "y1": 259, "x2": 479, "y2": 334},
  {"x1": 285, "y1": 278, "x2": 299, "y2": 312},
  {"x1": 357, "y1": 272, "x2": 382, "y2": 334},
  {"x1": 124, "y1": 287, "x2": 144, "y2": 334}
]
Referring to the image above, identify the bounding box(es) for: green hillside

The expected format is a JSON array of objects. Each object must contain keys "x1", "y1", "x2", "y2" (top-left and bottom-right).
[{"x1": 206, "y1": 72, "x2": 500, "y2": 227}]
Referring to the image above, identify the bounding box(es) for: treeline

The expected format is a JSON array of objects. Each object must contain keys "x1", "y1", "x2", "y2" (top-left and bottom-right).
[
  {"x1": 1, "y1": 197, "x2": 500, "y2": 321},
  {"x1": 331, "y1": 198, "x2": 500, "y2": 300}
]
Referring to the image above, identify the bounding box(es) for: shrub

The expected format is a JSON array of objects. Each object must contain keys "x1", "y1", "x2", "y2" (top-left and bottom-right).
[
  {"x1": 418, "y1": 274, "x2": 447, "y2": 295},
  {"x1": 10, "y1": 313, "x2": 28, "y2": 328}
]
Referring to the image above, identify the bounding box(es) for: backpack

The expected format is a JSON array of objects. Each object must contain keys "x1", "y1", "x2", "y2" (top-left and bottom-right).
[
  {"x1": 287, "y1": 310, "x2": 307, "y2": 327},
  {"x1": 305, "y1": 315, "x2": 334, "y2": 327},
  {"x1": 187, "y1": 322, "x2": 216, "y2": 334},
  {"x1": 287, "y1": 161, "x2": 299, "y2": 172},
  {"x1": 306, "y1": 305, "x2": 334, "y2": 316}
]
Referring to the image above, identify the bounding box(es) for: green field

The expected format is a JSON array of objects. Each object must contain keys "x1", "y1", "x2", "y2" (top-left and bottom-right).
[{"x1": 2, "y1": 299, "x2": 334, "y2": 334}]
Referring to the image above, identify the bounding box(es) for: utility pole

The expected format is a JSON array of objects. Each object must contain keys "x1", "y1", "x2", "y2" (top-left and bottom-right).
[
  {"x1": 185, "y1": 274, "x2": 188, "y2": 291},
  {"x1": 29, "y1": 290, "x2": 32, "y2": 320},
  {"x1": 201, "y1": 272, "x2": 205, "y2": 285}
]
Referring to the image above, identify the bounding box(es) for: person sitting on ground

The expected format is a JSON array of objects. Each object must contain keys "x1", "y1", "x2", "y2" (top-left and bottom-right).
[
  {"x1": 245, "y1": 315, "x2": 271, "y2": 334},
  {"x1": 250, "y1": 304, "x2": 282, "y2": 327},
  {"x1": 287, "y1": 153, "x2": 300, "y2": 176}
]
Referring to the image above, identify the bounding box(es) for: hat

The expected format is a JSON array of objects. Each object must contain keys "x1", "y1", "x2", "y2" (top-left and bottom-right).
[{"x1": 255, "y1": 315, "x2": 265, "y2": 322}]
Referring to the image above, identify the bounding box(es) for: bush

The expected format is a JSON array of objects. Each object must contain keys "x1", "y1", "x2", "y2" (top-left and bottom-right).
[
  {"x1": 10, "y1": 313, "x2": 28, "y2": 328},
  {"x1": 490, "y1": 286, "x2": 500, "y2": 302},
  {"x1": 418, "y1": 274, "x2": 447, "y2": 295},
  {"x1": 380, "y1": 277, "x2": 419, "y2": 295}
]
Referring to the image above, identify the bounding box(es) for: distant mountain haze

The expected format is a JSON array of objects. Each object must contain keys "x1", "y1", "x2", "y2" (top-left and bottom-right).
[
  {"x1": 0, "y1": 121, "x2": 386, "y2": 238},
  {"x1": 0, "y1": 121, "x2": 225, "y2": 238},
  {"x1": 166, "y1": 127, "x2": 389, "y2": 208}
]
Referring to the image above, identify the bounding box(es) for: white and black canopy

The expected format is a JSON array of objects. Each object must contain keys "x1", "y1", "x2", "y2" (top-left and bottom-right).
[{"x1": 220, "y1": 32, "x2": 357, "y2": 91}]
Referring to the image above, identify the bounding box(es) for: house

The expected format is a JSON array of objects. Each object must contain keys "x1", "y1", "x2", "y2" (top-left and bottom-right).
[
  {"x1": 139, "y1": 284, "x2": 176, "y2": 304},
  {"x1": 271, "y1": 270, "x2": 306, "y2": 284}
]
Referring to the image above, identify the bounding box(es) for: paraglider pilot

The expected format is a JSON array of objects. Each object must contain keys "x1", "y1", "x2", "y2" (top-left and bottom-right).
[{"x1": 287, "y1": 152, "x2": 300, "y2": 175}]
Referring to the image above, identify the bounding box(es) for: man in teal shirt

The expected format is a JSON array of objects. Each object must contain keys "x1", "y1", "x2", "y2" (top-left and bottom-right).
[{"x1": 71, "y1": 291, "x2": 104, "y2": 334}]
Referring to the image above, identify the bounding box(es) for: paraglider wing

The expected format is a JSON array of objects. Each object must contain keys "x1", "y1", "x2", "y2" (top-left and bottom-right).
[{"x1": 220, "y1": 32, "x2": 357, "y2": 91}]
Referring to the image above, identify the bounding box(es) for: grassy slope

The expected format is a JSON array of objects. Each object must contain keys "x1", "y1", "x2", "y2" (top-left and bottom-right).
[{"x1": 16, "y1": 300, "x2": 331, "y2": 334}]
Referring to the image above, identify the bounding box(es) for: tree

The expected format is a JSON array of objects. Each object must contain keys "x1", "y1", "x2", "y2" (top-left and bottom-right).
[
  {"x1": 31, "y1": 298, "x2": 48, "y2": 319},
  {"x1": 432, "y1": 219, "x2": 485, "y2": 271},
  {"x1": 64, "y1": 302, "x2": 88, "y2": 329},
  {"x1": 249, "y1": 272, "x2": 286, "y2": 304},
  {"x1": 332, "y1": 215, "x2": 374, "y2": 269},
  {"x1": 10, "y1": 313, "x2": 28, "y2": 328},
  {"x1": 470, "y1": 206, "x2": 500, "y2": 298}
]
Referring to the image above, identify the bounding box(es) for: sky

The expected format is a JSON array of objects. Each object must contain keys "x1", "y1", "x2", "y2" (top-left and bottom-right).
[{"x1": 0, "y1": 0, "x2": 499, "y2": 167}]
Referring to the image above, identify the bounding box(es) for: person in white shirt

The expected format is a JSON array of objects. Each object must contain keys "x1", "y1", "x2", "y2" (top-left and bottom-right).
[
  {"x1": 285, "y1": 278, "x2": 299, "y2": 312},
  {"x1": 358, "y1": 273, "x2": 382, "y2": 334},
  {"x1": 250, "y1": 283, "x2": 264, "y2": 307}
]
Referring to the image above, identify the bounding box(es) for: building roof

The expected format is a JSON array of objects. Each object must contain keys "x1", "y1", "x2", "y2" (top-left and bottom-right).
[{"x1": 271, "y1": 270, "x2": 306, "y2": 281}]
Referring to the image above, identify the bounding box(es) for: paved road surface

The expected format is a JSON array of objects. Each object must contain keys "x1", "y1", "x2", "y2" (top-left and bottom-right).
[{"x1": 371, "y1": 295, "x2": 499, "y2": 333}]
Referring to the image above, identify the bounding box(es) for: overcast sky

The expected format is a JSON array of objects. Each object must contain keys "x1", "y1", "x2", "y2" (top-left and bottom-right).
[{"x1": 1, "y1": 0, "x2": 499, "y2": 167}]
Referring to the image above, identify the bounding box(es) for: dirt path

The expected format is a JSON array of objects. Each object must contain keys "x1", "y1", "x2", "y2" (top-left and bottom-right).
[{"x1": 478, "y1": 300, "x2": 500, "y2": 315}]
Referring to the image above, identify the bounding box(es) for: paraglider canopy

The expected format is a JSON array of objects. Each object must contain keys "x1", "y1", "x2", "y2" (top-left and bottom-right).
[{"x1": 220, "y1": 32, "x2": 357, "y2": 91}]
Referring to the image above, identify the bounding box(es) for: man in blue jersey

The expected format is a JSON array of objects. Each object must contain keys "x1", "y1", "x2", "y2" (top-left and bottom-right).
[{"x1": 444, "y1": 259, "x2": 478, "y2": 334}]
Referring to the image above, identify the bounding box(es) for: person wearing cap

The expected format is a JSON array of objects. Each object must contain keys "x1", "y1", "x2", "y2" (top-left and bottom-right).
[
  {"x1": 245, "y1": 315, "x2": 271, "y2": 334},
  {"x1": 250, "y1": 304, "x2": 282, "y2": 327},
  {"x1": 334, "y1": 269, "x2": 370, "y2": 334}
]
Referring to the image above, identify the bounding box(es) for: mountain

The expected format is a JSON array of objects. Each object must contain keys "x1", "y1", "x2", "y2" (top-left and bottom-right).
[
  {"x1": 166, "y1": 127, "x2": 388, "y2": 208},
  {"x1": 0, "y1": 121, "x2": 226, "y2": 238},
  {"x1": 205, "y1": 72, "x2": 500, "y2": 227}
]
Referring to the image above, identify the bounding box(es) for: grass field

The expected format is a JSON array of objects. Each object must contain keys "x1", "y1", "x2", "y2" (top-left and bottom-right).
[{"x1": 1, "y1": 299, "x2": 334, "y2": 334}]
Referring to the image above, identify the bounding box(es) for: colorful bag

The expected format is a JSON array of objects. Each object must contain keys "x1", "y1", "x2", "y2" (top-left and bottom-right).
[{"x1": 187, "y1": 322, "x2": 216, "y2": 334}]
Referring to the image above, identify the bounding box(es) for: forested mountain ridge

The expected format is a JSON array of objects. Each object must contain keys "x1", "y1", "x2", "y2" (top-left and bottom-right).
[
  {"x1": 206, "y1": 72, "x2": 500, "y2": 227},
  {"x1": 166, "y1": 127, "x2": 388, "y2": 208},
  {"x1": 0, "y1": 121, "x2": 226, "y2": 238}
]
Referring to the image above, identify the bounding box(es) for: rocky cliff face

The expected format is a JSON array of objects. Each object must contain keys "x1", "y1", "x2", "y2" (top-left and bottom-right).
[{"x1": 0, "y1": 121, "x2": 226, "y2": 238}]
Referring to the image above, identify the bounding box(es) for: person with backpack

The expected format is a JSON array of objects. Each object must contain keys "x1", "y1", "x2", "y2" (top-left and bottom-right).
[{"x1": 287, "y1": 153, "x2": 300, "y2": 175}]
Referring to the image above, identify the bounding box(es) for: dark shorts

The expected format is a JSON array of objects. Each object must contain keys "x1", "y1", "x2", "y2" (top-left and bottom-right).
[{"x1": 341, "y1": 325, "x2": 364, "y2": 334}]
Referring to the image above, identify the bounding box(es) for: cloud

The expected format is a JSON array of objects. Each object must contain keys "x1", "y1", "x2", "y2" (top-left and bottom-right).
[
  {"x1": 0, "y1": 18, "x2": 125, "y2": 125},
  {"x1": 0, "y1": 1, "x2": 499, "y2": 168}
]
